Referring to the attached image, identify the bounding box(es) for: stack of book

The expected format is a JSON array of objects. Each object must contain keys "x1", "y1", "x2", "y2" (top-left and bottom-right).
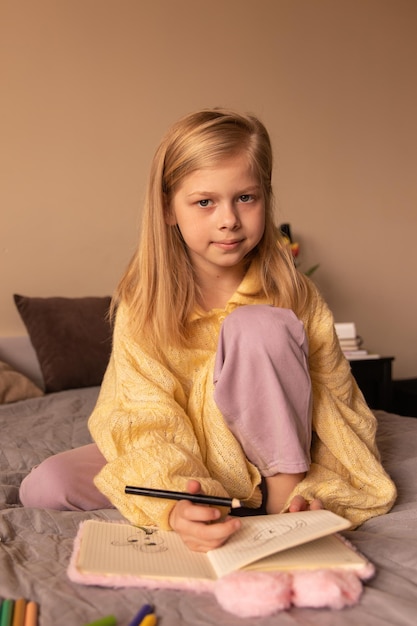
[{"x1": 334, "y1": 323, "x2": 380, "y2": 360}]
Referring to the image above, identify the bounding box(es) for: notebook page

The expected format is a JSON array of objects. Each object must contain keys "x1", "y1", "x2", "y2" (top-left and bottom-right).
[
  {"x1": 76, "y1": 520, "x2": 216, "y2": 581},
  {"x1": 243, "y1": 534, "x2": 368, "y2": 572},
  {"x1": 208, "y1": 510, "x2": 351, "y2": 578}
]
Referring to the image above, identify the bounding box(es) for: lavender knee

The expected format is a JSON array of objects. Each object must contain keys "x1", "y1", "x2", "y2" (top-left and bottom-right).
[
  {"x1": 213, "y1": 305, "x2": 312, "y2": 476},
  {"x1": 19, "y1": 443, "x2": 112, "y2": 511}
]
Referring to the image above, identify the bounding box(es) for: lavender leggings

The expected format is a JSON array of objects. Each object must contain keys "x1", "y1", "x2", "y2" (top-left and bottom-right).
[{"x1": 19, "y1": 305, "x2": 312, "y2": 511}]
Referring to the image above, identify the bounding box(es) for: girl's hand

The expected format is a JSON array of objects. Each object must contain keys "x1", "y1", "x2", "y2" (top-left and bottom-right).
[
  {"x1": 168, "y1": 479, "x2": 241, "y2": 552},
  {"x1": 288, "y1": 495, "x2": 323, "y2": 512}
]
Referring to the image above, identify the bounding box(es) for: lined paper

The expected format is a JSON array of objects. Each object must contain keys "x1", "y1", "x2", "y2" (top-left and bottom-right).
[
  {"x1": 75, "y1": 510, "x2": 358, "y2": 583},
  {"x1": 77, "y1": 521, "x2": 216, "y2": 580},
  {"x1": 207, "y1": 510, "x2": 351, "y2": 577},
  {"x1": 243, "y1": 534, "x2": 367, "y2": 572}
]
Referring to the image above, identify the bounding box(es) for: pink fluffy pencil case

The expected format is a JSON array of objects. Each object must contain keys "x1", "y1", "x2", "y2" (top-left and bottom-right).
[{"x1": 67, "y1": 518, "x2": 375, "y2": 618}]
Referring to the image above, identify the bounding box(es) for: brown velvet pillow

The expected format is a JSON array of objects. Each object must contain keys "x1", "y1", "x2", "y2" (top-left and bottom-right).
[
  {"x1": 0, "y1": 360, "x2": 44, "y2": 404},
  {"x1": 14, "y1": 294, "x2": 113, "y2": 393}
]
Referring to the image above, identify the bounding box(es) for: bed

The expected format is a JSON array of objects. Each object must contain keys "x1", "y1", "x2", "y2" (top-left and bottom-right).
[{"x1": 1, "y1": 295, "x2": 416, "y2": 626}]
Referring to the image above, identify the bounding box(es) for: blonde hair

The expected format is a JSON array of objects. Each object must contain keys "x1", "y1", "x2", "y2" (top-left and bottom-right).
[{"x1": 114, "y1": 108, "x2": 309, "y2": 348}]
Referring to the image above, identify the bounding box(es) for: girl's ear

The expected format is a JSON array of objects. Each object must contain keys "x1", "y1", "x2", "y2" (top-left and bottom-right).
[{"x1": 164, "y1": 194, "x2": 177, "y2": 226}]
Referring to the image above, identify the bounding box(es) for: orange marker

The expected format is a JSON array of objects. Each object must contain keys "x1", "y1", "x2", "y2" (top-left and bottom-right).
[
  {"x1": 12, "y1": 599, "x2": 26, "y2": 626},
  {"x1": 23, "y1": 602, "x2": 38, "y2": 626}
]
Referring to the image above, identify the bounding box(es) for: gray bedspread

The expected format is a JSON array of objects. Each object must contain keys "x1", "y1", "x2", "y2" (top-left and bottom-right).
[{"x1": 1, "y1": 387, "x2": 416, "y2": 625}]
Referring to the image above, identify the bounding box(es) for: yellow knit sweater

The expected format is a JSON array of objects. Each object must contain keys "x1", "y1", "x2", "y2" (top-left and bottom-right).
[{"x1": 89, "y1": 269, "x2": 396, "y2": 530}]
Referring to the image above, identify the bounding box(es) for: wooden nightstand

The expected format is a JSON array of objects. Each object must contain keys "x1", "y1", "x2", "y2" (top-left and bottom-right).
[{"x1": 349, "y1": 357, "x2": 394, "y2": 411}]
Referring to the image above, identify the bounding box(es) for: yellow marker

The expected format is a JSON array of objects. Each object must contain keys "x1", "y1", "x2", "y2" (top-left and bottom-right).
[{"x1": 139, "y1": 615, "x2": 157, "y2": 626}]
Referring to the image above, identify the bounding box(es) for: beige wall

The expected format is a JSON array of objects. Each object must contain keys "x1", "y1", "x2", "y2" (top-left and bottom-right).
[{"x1": 1, "y1": 0, "x2": 416, "y2": 378}]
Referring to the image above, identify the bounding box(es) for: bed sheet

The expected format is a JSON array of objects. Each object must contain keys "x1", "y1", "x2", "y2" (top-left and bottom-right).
[{"x1": 1, "y1": 388, "x2": 416, "y2": 626}]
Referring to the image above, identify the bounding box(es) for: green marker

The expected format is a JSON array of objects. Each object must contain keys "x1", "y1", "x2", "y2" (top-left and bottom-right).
[
  {"x1": 0, "y1": 599, "x2": 14, "y2": 626},
  {"x1": 83, "y1": 616, "x2": 117, "y2": 626}
]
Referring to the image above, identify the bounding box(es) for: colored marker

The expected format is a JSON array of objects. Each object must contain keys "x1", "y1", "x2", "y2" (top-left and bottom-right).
[
  {"x1": 0, "y1": 600, "x2": 14, "y2": 626},
  {"x1": 23, "y1": 602, "x2": 38, "y2": 626},
  {"x1": 139, "y1": 615, "x2": 157, "y2": 626},
  {"x1": 83, "y1": 616, "x2": 117, "y2": 626},
  {"x1": 12, "y1": 599, "x2": 26, "y2": 626},
  {"x1": 125, "y1": 486, "x2": 241, "y2": 508},
  {"x1": 128, "y1": 604, "x2": 153, "y2": 626}
]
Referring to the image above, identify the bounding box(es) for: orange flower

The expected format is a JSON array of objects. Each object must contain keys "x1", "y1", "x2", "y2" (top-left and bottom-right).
[
  {"x1": 280, "y1": 223, "x2": 319, "y2": 277},
  {"x1": 290, "y1": 242, "x2": 300, "y2": 258}
]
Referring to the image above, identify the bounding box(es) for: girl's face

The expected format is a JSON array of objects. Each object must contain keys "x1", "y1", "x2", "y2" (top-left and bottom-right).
[{"x1": 167, "y1": 153, "x2": 265, "y2": 283}]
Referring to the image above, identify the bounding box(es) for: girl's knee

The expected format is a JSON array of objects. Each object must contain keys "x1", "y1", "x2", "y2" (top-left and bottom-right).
[
  {"x1": 20, "y1": 445, "x2": 110, "y2": 511},
  {"x1": 19, "y1": 453, "x2": 74, "y2": 509},
  {"x1": 222, "y1": 305, "x2": 307, "y2": 353}
]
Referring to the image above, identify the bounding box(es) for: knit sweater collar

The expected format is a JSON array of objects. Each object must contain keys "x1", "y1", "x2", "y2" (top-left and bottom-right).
[{"x1": 189, "y1": 263, "x2": 264, "y2": 322}]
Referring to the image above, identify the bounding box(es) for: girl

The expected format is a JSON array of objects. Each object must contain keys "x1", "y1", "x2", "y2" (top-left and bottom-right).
[{"x1": 20, "y1": 109, "x2": 396, "y2": 552}]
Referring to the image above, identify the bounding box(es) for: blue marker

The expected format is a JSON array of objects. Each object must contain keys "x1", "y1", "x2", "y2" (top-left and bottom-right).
[{"x1": 128, "y1": 604, "x2": 154, "y2": 626}]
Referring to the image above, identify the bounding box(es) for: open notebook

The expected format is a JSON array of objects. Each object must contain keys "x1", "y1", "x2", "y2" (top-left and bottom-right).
[{"x1": 70, "y1": 510, "x2": 369, "y2": 583}]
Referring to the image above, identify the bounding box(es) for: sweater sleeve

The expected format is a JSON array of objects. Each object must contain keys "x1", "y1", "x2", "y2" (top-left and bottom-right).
[
  {"x1": 88, "y1": 305, "x2": 231, "y2": 530},
  {"x1": 286, "y1": 284, "x2": 397, "y2": 526}
]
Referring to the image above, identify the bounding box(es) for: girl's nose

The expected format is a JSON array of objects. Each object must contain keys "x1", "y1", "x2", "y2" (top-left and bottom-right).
[{"x1": 218, "y1": 202, "x2": 240, "y2": 230}]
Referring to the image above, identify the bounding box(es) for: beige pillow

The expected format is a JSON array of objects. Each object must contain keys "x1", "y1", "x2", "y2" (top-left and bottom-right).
[{"x1": 0, "y1": 361, "x2": 44, "y2": 404}]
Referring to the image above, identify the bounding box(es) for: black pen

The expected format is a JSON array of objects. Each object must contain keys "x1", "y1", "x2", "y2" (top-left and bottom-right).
[{"x1": 124, "y1": 486, "x2": 242, "y2": 508}]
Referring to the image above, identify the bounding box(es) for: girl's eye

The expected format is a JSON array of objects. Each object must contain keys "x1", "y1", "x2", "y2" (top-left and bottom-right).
[
  {"x1": 197, "y1": 199, "x2": 212, "y2": 208},
  {"x1": 239, "y1": 194, "x2": 254, "y2": 203}
]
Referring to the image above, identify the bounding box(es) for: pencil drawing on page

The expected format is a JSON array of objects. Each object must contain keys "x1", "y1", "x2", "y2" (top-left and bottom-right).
[
  {"x1": 110, "y1": 526, "x2": 168, "y2": 553},
  {"x1": 238, "y1": 518, "x2": 308, "y2": 550}
]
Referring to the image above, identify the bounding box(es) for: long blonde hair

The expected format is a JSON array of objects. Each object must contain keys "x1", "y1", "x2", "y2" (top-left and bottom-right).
[{"x1": 114, "y1": 108, "x2": 309, "y2": 348}]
